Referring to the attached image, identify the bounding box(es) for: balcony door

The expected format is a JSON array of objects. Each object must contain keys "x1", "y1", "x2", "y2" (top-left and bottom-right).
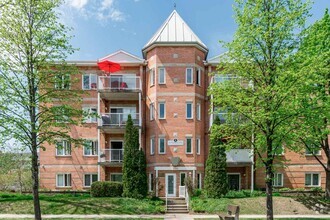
[{"x1": 110, "y1": 141, "x2": 123, "y2": 162}]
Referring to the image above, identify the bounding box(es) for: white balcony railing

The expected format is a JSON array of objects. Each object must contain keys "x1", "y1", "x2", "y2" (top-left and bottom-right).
[
  {"x1": 99, "y1": 113, "x2": 140, "y2": 127},
  {"x1": 226, "y1": 149, "x2": 253, "y2": 163},
  {"x1": 100, "y1": 149, "x2": 124, "y2": 163},
  {"x1": 98, "y1": 76, "x2": 141, "y2": 90}
]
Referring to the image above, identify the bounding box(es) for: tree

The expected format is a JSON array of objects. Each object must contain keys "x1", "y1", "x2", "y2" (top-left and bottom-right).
[
  {"x1": 0, "y1": 1, "x2": 83, "y2": 219},
  {"x1": 204, "y1": 116, "x2": 229, "y2": 198},
  {"x1": 294, "y1": 9, "x2": 330, "y2": 198},
  {"x1": 209, "y1": 1, "x2": 311, "y2": 219},
  {"x1": 122, "y1": 114, "x2": 147, "y2": 198}
]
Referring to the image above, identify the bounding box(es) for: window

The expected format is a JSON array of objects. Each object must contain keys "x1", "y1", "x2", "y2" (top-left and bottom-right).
[
  {"x1": 186, "y1": 138, "x2": 192, "y2": 154},
  {"x1": 150, "y1": 137, "x2": 155, "y2": 155},
  {"x1": 110, "y1": 173, "x2": 123, "y2": 182},
  {"x1": 83, "y1": 140, "x2": 98, "y2": 156},
  {"x1": 197, "y1": 173, "x2": 202, "y2": 189},
  {"x1": 150, "y1": 103, "x2": 155, "y2": 120},
  {"x1": 196, "y1": 138, "x2": 200, "y2": 155},
  {"x1": 158, "y1": 102, "x2": 166, "y2": 119},
  {"x1": 54, "y1": 74, "x2": 70, "y2": 89},
  {"x1": 149, "y1": 173, "x2": 154, "y2": 192},
  {"x1": 180, "y1": 173, "x2": 186, "y2": 186},
  {"x1": 305, "y1": 173, "x2": 320, "y2": 187},
  {"x1": 150, "y1": 69, "x2": 155, "y2": 86},
  {"x1": 305, "y1": 146, "x2": 321, "y2": 156},
  {"x1": 186, "y1": 102, "x2": 193, "y2": 119},
  {"x1": 83, "y1": 74, "x2": 97, "y2": 90},
  {"x1": 196, "y1": 69, "x2": 201, "y2": 86},
  {"x1": 56, "y1": 140, "x2": 71, "y2": 156},
  {"x1": 186, "y1": 68, "x2": 193, "y2": 84},
  {"x1": 84, "y1": 174, "x2": 98, "y2": 187},
  {"x1": 57, "y1": 174, "x2": 71, "y2": 187},
  {"x1": 158, "y1": 137, "x2": 166, "y2": 154},
  {"x1": 196, "y1": 103, "x2": 201, "y2": 120},
  {"x1": 273, "y1": 173, "x2": 283, "y2": 187},
  {"x1": 82, "y1": 107, "x2": 97, "y2": 123},
  {"x1": 53, "y1": 106, "x2": 69, "y2": 123},
  {"x1": 214, "y1": 74, "x2": 237, "y2": 83},
  {"x1": 158, "y1": 68, "x2": 166, "y2": 84}
]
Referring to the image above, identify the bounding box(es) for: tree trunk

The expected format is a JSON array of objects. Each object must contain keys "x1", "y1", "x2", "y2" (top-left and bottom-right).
[
  {"x1": 31, "y1": 148, "x2": 41, "y2": 220},
  {"x1": 265, "y1": 165, "x2": 274, "y2": 220}
]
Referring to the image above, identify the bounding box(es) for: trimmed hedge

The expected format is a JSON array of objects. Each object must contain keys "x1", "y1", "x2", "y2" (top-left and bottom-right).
[{"x1": 91, "y1": 181, "x2": 123, "y2": 197}]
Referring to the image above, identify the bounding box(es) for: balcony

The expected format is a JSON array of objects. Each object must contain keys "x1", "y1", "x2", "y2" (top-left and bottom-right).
[
  {"x1": 99, "y1": 149, "x2": 124, "y2": 167},
  {"x1": 98, "y1": 76, "x2": 141, "y2": 100},
  {"x1": 226, "y1": 149, "x2": 253, "y2": 167},
  {"x1": 98, "y1": 113, "x2": 140, "y2": 133}
]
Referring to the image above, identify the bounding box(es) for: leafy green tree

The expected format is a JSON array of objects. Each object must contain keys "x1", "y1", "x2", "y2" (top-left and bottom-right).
[
  {"x1": 204, "y1": 116, "x2": 229, "y2": 198},
  {"x1": 0, "y1": 1, "x2": 83, "y2": 219},
  {"x1": 122, "y1": 115, "x2": 147, "y2": 198},
  {"x1": 209, "y1": 1, "x2": 311, "y2": 219},
  {"x1": 294, "y1": 9, "x2": 330, "y2": 198}
]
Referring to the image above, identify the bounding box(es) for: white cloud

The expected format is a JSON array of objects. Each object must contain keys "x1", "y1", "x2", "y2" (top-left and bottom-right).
[
  {"x1": 101, "y1": 0, "x2": 114, "y2": 10},
  {"x1": 67, "y1": 0, "x2": 89, "y2": 10}
]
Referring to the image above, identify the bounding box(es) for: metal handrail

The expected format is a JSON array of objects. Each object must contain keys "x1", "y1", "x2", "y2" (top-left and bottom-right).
[
  {"x1": 185, "y1": 185, "x2": 189, "y2": 211},
  {"x1": 103, "y1": 149, "x2": 124, "y2": 162},
  {"x1": 99, "y1": 113, "x2": 139, "y2": 127},
  {"x1": 165, "y1": 191, "x2": 168, "y2": 212},
  {"x1": 98, "y1": 76, "x2": 141, "y2": 90}
]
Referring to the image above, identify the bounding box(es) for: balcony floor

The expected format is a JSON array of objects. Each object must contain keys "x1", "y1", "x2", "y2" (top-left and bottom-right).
[
  {"x1": 98, "y1": 161, "x2": 123, "y2": 167},
  {"x1": 99, "y1": 90, "x2": 140, "y2": 100}
]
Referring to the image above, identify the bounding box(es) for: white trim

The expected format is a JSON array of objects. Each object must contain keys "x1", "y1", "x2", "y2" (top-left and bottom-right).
[
  {"x1": 180, "y1": 172, "x2": 186, "y2": 186},
  {"x1": 83, "y1": 140, "x2": 98, "y2": 156},
  {"x1": 185, "y1": 68, "x2": 193, "y2": 84},
  {"x1": 150, "y1": 137, "x2": 155, "y2": 155},
  {"x1": 82, "y1": 73, "x2": 97, "y2": 90},
  {"x1": 150, "y1": 69, "x2": 155, "y2": 86},
  {"x1": 83, "y1": 173, "x2": 98, "y2": 187},
  {"x1": 154, "y1": 166, "x2": 197, "y2": 171},
  {"x1": 158, "y1": 137, "x2": 166, "y2": 154},
  {"x1": 158, "y1": 102, "x2": 166, "y2": 119},
  {"x1": 150, "y1": 102, "x2": 155, "y2": 121},
  {"x1": 56, "y1": 173, "x2": 72, "y2": 187},
  {"x1": 305, "y1": 172, "x2": 321, "y2": 187},
  {"x1": 55, "y1": 140, "x2": 71, "y2": 156},
  {"x1": 273, "y1": 172, "x2": 284, "y2": 187},
  {"x1": 186, "y1": 137, "x2": 193, "y2": 154},
  {"x1": 186, "y1": 102, "x2": 193, "y2": 119},
  {"x1": 228, "y1": 173, "x2": 241, "y2": 191},
  {"x1": 196, "y1": 103, "x2": 201, "y2": 121},
  {"x1": 196, "y1": 138, "x2": 201, "y2": 155},
  {"x1": 158, "y1": 67, "x2": 166, "y2": 84},
  {"x1": 165, "y1": 173, "x2": 176, "y2": 197}
]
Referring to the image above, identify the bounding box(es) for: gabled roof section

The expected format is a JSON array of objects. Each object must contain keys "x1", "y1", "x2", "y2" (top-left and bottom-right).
[
  {"x1": 143, "y1": 10, "x2": 208, "y2": 54},
  {"x1": 207, "y1": 52, "x2": 233, "y2": 66},
  {"x1": 99, "y1": 50, "x2": 145, "y2": 65}
]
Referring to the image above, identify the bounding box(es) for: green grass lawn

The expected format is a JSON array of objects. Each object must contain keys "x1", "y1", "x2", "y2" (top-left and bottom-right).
[{"x1": 0, "y1": 193, "x2": 165, "y2": 215}]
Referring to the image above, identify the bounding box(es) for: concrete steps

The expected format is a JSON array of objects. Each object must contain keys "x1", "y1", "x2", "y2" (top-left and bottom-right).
[{"x1": 165, "y1": 198, "x2": 189, "y2": 214}]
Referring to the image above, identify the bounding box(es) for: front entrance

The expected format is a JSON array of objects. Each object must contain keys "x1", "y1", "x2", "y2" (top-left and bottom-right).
[
  {"x1": 165, "y1": 174, "x2": 176, "y2": 197},
  {"x1": 228, "y1": 174, "x2": 240, "y2": 191}
]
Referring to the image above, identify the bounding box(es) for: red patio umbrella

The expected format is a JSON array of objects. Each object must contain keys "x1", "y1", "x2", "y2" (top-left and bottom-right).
[{"x1": 97, "y1": 60, "x2": 121, "y2": 74}]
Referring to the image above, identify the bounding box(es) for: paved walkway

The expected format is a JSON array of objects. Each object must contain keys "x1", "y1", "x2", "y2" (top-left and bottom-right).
[{"x1": 1, "y1": 214, "x2": 330, "y2": 219}]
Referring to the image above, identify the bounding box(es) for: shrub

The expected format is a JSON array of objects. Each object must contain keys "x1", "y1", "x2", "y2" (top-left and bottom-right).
[
  {"x1": 278, "y1": 187, "x2": 291, "y2": 192},
  {"x1": 91, "y1": 181, "x2": 123, "y2": 197}
]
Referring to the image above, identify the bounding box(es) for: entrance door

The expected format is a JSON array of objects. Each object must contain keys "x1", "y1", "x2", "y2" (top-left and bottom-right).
[
  {"x1": 228, "y1": 174, "x2": 240, "y2": 191},
  {"x1": 165, "y1": 174, "x2": 176, "y2": 197}
]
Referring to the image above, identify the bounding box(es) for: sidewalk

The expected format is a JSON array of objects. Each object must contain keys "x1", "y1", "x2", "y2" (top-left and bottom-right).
[{"x1": 1, "y1": 214, "x2": 330, "y2": 219}]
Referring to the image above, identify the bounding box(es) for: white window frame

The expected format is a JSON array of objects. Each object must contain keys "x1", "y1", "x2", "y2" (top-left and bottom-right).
[
  {"x1": 83, "y1": 140, "x2": 98, "y2": 156},
  {"x1": 150, "y1": 137, "x2": 155, "y2": 155},
  {"x1": 150, "y1": 103, "x2": 155, "y2": 121},
  {"x1": 110, "y1": 173, "x2": 123, "y2": 182},
  {"x1": 82, "y1": 74, "x2": 97, "y2": 90},
  {"x1": 158, "y1": 137, "x2": 166, "y2": 154},
  {"x1": 196, "y1": 103, "x2": 201, "y2": 120},
  {"x1": 56, "y1": 140, "x2": 71, "y2": 156},
  {"x1": 180, "y1": 172, "x2": 186, "y2": 186},
  {"x1": 158, "y1": 67, "x2": 166, "y2": 84},
  {"x1": 158, "y1": 102, "x2": 166, "y2": 119},
  {"x1": 83, "y1": 173, "x2": 98, "y2": 187},
  {"x1": 186, "y1": 137, "x2": 193, "y2": 154},
  {"x1": 196, "y1": 68, "x2": 201, "y2": 86},
  {"x1": 305, "y1": 173, "x2": 320, "y2": 187},
  {"x1": 196, "y1": 138, "x2": 200, "y2": 155},
  {"x1": 305, "y1": 146, "x2": 321, "y2": 156},
  {"x1": 56, "y1": 173, "x2": 71, "y2": 187},
  {"x1": 149, "y1": 173, "x2": 154, "y2": 192},
  {"x1": 273, "y1": 173, "x2": 283, "y2": 187},
  {"x1": 82, "y1": 106, "x2": 97, "y2": 123},
  {"x1": 150, "y1": 69, "x2": 155, "y2": 86},
  {"x1": 186, "y1": 102, "x2": 193, "y2": 119},
  {"x1": 186, "y1": 68, "x2": 193, "y2": 84},
  {"x1": 54, "y1": 74, "x2": 70, "y2": 90}
]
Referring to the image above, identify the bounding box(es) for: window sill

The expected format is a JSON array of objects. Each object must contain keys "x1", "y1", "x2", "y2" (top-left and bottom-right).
[
  {"x1": 83, "y1": 155, "x2": 98, "y2": 157},
  {"x1": 186, "y1": 152, "x2": 193, "y2": 155},
  {"x1": 305, "y1": 185, "x2": 320, "y2": 188},
  {"x1": 56, "y1": 186, "x2": 72, "y2": 189},
  {"x1": 186, "y1": 118, "x2": 194, "y2": 120},
  {"x1": 159, "y1": 118, "x2": 166, "y2": 120},
  {"x1": 55, "y1": 155, "x2": 72, "y2": 157},
  {"x1": 158, "y1": 152, "x2": 166, "y2": 155},
  {"x1": 305, "y1": 154, "x2": 321, "y2": 156}
]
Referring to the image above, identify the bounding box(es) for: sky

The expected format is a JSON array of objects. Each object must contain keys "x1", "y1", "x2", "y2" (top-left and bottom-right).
[{"x1": 60, "y1": 0, "x2": 330, "y2": 61}]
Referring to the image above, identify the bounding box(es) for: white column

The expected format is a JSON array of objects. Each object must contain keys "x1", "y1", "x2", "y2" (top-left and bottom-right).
[
  {"x1": 97, "y1": 92, "x2": 101, "y2": 181},
  {"x1": 139, "y1": 92, "x2": 142, "y2": 149}
]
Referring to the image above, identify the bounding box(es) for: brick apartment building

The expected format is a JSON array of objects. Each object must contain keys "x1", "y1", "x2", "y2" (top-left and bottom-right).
[{"x1": 39, "y1": 10, "x2": 327, "y2": 197}]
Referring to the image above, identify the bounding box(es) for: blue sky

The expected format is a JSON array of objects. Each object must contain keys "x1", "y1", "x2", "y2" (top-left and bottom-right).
[{"x1": 61, "y1": 0, "x2": 330, "y2": 61}]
